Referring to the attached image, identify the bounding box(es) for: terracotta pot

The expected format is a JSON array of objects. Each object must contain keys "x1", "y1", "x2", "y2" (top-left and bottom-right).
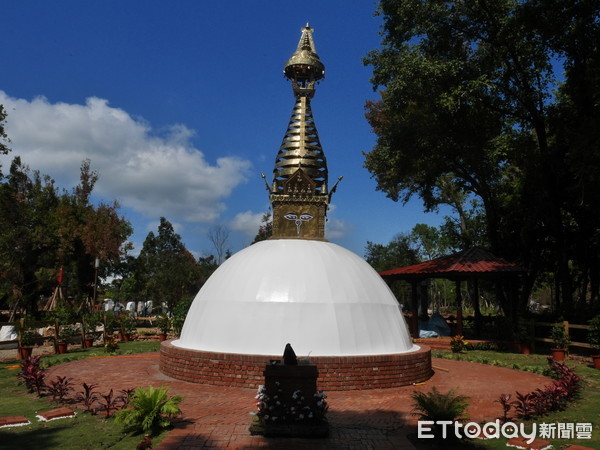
[
  {"x1": 158, "y1": 333, "x2": 168, "y2": 342},
  {"x1": 83, "y1": 337, "x2": 94, "y2": 348},
  {"x1": 56, "y1": 341, "x2": 68, "y2": 354},
  {"x1": 520, "y1": 344, "x2": 532, "y2": 355},
  {"x1": 592, "y1": 355, "x2": 600, "y2": 369},
  {"x1": 118, "y1": 332, "x2": 131, "y2": 342},
  {"x1": 17, "y1": 346, "x2": 33, "y2": 360},
  {"x1": 551, "y1": 348, "x2": 566, "y2": 361},
  {"x1": 509, "y1": 342, "x2": 527, "y2": 353}
]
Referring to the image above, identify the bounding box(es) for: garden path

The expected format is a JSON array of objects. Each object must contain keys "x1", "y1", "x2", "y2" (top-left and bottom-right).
[{"x1": 45, "y1": 353, "x2": 553, "y2": 449}]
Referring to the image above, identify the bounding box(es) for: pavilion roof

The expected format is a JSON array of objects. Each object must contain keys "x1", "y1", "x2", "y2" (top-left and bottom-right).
[{"x1": 379, "y1": 247, "x2": 524, "y2": 280}]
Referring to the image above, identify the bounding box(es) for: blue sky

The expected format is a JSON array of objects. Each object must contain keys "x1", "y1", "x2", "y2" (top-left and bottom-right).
[{"x1": 1, "y1": 1, "x2": 450, "y2": 259}]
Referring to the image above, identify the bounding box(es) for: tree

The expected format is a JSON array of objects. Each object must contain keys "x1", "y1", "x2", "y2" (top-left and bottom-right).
[
  {"x1": 365, "y1": 233, "x2": 419, "y2": 273},
  {"x1": 363, "y1": 0, "x2": 600, "y2": 316},
  {"x1": 0, "y1": 157, "x2": 132, "y2": 312},
  {"x1": 409, "y1": 224, "x2": 448, "y2": 261},
  {"x1": 0, "y1": 158, "x2": 59, "y2": 311},
  {"x1": 0, "y1": 104, "x2": 10, "y2": 176},
  {"x1": 134, "y1": 217, "x2": 202, "y2": 311},
  {"x1": 252, "y1": 210, "x2": 273, "y2": 244},
  {"x1": 208, "y1": 224, "x2": 230, "y2": 265}
]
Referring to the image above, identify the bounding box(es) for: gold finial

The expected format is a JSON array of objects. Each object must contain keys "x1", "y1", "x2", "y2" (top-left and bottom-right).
[
  {"x1": 284, "y1": 24, "x2": 325, "y2": 87},
  {"x1": 268, "y1": 24, "x2": 330, "y2": 241}
]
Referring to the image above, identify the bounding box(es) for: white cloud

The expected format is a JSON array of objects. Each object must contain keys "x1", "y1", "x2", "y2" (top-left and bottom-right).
[
  {"x1": 0, "y1": 91, "x2": 251, "y2": 224},
  {"x1": 230, "y1": 210, "x2": 264, "y2": 237},
  {"x1": 326, "y1": 217, "x2": 352, "y2": 239}
]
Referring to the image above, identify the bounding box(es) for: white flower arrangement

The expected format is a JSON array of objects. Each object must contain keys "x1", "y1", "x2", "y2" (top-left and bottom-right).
[{"x1": 255, "y1": 386, "x2": 328, "y2": 424}]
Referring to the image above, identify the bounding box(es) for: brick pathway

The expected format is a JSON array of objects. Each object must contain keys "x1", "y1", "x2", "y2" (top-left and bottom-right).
[{"x1": 46, "y1": 354, "x2": 552, "y2": 449}]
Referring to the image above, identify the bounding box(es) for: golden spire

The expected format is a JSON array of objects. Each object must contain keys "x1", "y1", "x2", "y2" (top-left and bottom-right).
[{"x1": 269, "y1": 24, "x2": 333, "y2": 240}]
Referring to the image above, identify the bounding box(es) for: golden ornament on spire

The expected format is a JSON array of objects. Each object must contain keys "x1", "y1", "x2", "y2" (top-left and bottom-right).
[{"x1": 268, "y1": 24, "x2": 340, "y2": 240}]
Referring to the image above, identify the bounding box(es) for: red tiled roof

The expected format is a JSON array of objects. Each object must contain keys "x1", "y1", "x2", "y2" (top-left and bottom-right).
[{"x1": 379, "y1": 247, "x2": 524, "y2": 279}]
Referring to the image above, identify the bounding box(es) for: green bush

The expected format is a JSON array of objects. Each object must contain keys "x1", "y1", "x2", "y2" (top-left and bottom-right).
[
  {"x1": 411, "y1": 386, "x2": 469, "y2": 422},
  {"x1": 550, "y1": 322, "x2": 570, "y2": 349},
  {"x1": 114, "y1": 386, "x2": 182, "y2": 434},
  {"x1": 155, "y1": 314, "x2": 171, "y2": 334},
  {"x1": 587, "y1": 315, "x2": 600, "y2": 354}
]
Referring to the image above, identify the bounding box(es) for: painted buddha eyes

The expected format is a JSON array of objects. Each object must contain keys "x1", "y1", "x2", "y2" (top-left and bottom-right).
[
  {"x1": 284, "y1": 212, "x2": 313, "y2": 222},
  {"x1": 284, "y1": 212, "x2": 314, "y2": 234}
]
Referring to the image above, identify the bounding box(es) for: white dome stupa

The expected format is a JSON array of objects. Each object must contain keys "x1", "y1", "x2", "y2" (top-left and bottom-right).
[
  {"x1": 160, "y1": 24, "x2": 431, "y2": 390},
  {"x1": 174, "y1": 239, "x2": 415, "y2": 356}
]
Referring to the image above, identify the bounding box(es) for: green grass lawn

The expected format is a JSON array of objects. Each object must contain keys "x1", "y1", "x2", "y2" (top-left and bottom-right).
[
  {"x1": 431, "y1": 349, "x2": 600, "y2": 449},
  {"x1": 0, "y1": 341, "x2": 167, "y2": 450}
]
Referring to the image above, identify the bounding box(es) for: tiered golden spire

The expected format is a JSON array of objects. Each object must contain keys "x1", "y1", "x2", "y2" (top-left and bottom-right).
[{"x1": 266, "y1": 24, "x2": 340, "y2": 240}]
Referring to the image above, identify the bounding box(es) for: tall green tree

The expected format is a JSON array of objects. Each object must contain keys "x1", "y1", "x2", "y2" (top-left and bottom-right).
[
  {"x1": 252, "y1": 210, "x2": 273, "y2": 244},
  {"x1": 134, "y1": 217, "x2": 202, "y2": 311},
  {"x1": 364, "y1": 0, "x2": 600, "y2": 315},
  {"x1": 365, "y1": 233, "x2": 419, "y2": 273},
  {"x1": 0, "y1": 105, "x2": 10, "y2": 162},
  {"x1": 0, "y1": 158, "x2": 132, "y2": 311},
  {"x1": 0, "y1": 158, "x2": 59, "y2": 310}
]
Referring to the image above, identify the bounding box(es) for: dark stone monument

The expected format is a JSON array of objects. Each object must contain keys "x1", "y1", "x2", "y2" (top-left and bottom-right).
[{"x1": 249, "y1": 344, "x2": 329, "y2": 438}]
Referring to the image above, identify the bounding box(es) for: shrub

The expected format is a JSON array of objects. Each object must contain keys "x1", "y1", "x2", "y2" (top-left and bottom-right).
[
  {"x1": 83, "y1": 311, "x2": 102, "y2": 339},
  {"x1": 76, "y1": 382, "x2": 99, "y2": 412},
  {"x1": 587, "y1": 315, "x2": 600, "y2": 354},
  {"x1": 411, "y1": 387, "x2": 469, "y2": 423},
  {"x1": 504, "y1": 357, "x2": 582, "y2": 420},
  {"x1": 136, "y1": 436, "x2": 153, "y2": 449},
  {"x1": 495, "y1": 393, "x2": 512, "y2": 423},
  {"x1": 450, "y1": 335, "x2": 468, "y2": 353},
  {"x1": 20, "y1": 329, "x2": 39, "y2": 346},
  {"x1": 550, "y1": 322, "x2": 570, "y2": 349},
  {"x1": 118, "y1": 388, "x2": 136, "y2": 409},
  {"x1": 48, "y1": 375, "x2": 73, "y2": 404},
  {"x1": 119, "y1": 312, "x2": 137, "y2": 335},
  {"x1": 114, "y1": 386, "x2": 182, "y2": 434},
  {"x1": 155, "y1": 314, "x2": 171, "y2": 334},
  {"x1": 97, "y1": 389, "x2": 120, "y2": 417},
  {"x1": 59, "y1": 325, "x2": 79, "y2": 343},
  {"x1": 17, "y1": 355, "x2": 46, "y2": 396},
  {"x1": 104, "y1": 335, "x2": 119, "y2": 353}
]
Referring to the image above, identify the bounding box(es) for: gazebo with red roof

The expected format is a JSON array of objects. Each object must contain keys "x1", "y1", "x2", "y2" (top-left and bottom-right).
[{"x1": 379, "y1": 247, "x2": 524, "y2": 338}]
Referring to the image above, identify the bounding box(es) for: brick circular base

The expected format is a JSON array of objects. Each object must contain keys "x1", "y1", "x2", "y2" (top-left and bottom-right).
[{"x1": 159, "y1": 341, "x2": 433, "y2": 391}]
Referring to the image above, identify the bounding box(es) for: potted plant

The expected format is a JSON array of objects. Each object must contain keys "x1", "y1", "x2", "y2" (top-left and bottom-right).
[
  {"x1": 587, "y1": 315, "x2": 600, "y2": 369},
  {"x1": 103, "y1": 311, "x2": 118, "y2": 344},
  {"x1": 118, "y1": 312, "x2": 136, "y2": 342},
  {"x1": 156, "y1": 314, "x2": 171, "y2": 341},
  {"x1": 18, "y1": 329, "x2": 38, "y2": 360},
  {"x1": 82, "y1": 311, "x2": 101, "y2": 348},
  {"x1": 514, "y1": 323, "x2": 532, "y2": 355},
  {"x1": 57, "y1": 325, "x2": 78, "y2": 354},
  {"x1": 51, "y1": 304, "x2": 76, "y2": 354},
  {"x1": 550, "y1": 322, "x2": 570, "y2": 361}
]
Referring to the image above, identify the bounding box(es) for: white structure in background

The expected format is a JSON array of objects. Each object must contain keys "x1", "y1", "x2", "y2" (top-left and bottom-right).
[
  {"x1": 126, "y1": 301, "x2": 135, "y2": 312},
  {"x1": 0, "y1": 325, "x2": 18, "y2": 349},
  {"x1": 103, "y1": 298, "x2": 114, "y2": 312}
]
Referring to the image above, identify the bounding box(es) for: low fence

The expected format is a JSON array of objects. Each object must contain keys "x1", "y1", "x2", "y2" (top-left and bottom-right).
[{"x1": 527, "y1": 320, "x2": 591, "y2": 351}]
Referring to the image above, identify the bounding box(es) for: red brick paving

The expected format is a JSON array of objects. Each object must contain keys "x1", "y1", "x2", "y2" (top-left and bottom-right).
[{"x1": 46, "y1": 353, "x2": 553, "y2": 449}]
